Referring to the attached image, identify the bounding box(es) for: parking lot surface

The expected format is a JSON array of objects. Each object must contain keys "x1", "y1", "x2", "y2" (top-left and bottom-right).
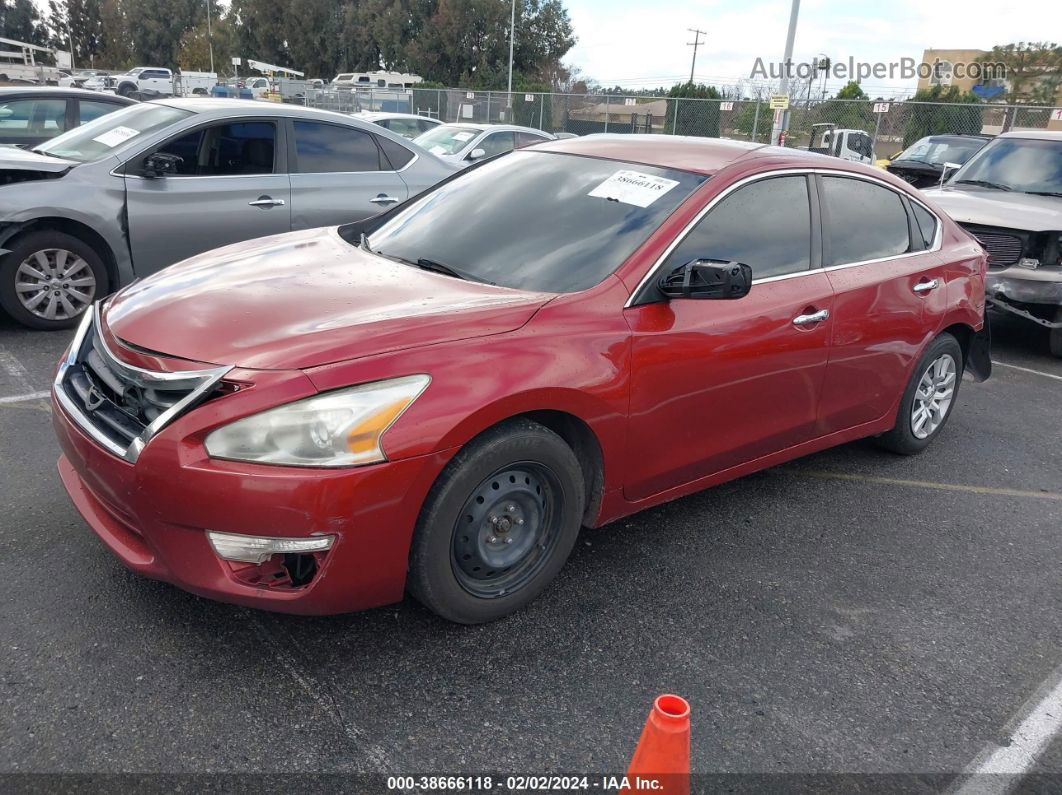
[{"x1": 1, "y1": 311, "x2": 1059, "y2": 786}]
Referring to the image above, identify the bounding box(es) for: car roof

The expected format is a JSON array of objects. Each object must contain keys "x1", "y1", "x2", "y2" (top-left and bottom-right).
[
  {"x1": 435, "y1": 122, "x2": 549, "y2": 134},
  {"x1": 0, "y1": 86, "x2": 133, "y2": 101},
  {"x1": 532, "y1": 134, "x2": 775, "y2": 175},
  {"x1": 152, "y1": 97, "x2": 372, "y2": 122},
  {"x1": 354, "y1": 111, "x2": 438, "y2": 121},
  {"x1": 997, "y1": 130, "x2": 1062, "y2": 141}
]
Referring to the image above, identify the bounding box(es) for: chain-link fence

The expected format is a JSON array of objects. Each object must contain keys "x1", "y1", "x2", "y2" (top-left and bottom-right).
[{"x1": 285, "y1": 88, "x2": 1062, "y2": 156}]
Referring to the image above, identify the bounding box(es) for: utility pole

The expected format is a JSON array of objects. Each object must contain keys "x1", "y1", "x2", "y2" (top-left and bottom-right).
[
  {"x1": 506, "y1": 0, "x2": 516, "y2": 99},
  {"x1": 206, "y1": 0, "x2": 215, "y2": 74},
  {"x1": 769, "y1": 0, "x2": 800, "y2": 145},
  {"x1": 687, "y1": 28, "x2": 706, "y2": 85}
]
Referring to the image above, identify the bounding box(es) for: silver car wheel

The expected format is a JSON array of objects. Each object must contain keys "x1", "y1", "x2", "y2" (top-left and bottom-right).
[
  {"x1": 14, "y1": 248, "x2": 96, "y2": 321},
  {"x1": 911, "y1": 353, "x2": 956, "y2": 439}
]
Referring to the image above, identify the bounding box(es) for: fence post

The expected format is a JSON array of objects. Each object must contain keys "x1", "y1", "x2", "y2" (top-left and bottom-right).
[
  {"x1": 671, "y1": 97, "x2": 679, "y2": 135},
  {"x1": 751, "y1": 100, "x2": 761, "y2": 141},
  {"x1": 486, "y1": 91, "x2": 491, "y2": 122},
  {"x1": 872, "y1": 106, "x2": 883, "y2": 154},
  {"x1": 539, "y1": 93, "x2": 544, "y2": 130},
  {"x1": 604, "y1": 94, "x2": 609, "y2": 132}
]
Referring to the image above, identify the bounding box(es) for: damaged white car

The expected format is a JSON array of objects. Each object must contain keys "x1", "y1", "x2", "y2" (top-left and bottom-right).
[{"x1": 926, "y1": 130, "x2": 1062, "y2": 356}]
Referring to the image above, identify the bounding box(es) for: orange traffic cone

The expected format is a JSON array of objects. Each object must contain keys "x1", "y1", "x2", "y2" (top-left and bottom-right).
[{"x1": 623, "y1": 694, "x2": 691, "y2": 795}]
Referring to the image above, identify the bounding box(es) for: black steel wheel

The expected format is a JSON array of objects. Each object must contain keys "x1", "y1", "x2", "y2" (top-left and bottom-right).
[{"x1": 408, "y1": 419, "x2": 585, "y2": 624}]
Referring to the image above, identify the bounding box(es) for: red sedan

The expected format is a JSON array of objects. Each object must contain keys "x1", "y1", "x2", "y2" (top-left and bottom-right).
[{"x1": 51, "y1": 136, "x2": 990, "y2": 623}]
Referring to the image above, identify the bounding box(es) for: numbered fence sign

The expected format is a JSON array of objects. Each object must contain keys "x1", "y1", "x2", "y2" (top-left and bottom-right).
[
  {"x1": 1052, "y1": 109, "x2": 1062, "y2": 122},
  {"x1": 466, "y1": 91, "x2": 475, "y2": 99},
  {"x1": 873, "y1": 103, "x2": 891, "y2": 113},
  {"x1": 624, "y1": 98, "x2": 636, "y2": 106},
  {"x1": 525, "y1": 94, "x2": 534, "y2": 102},
  {"x1": 720, "y1": 101, "x2": 734, "y2": 111}
]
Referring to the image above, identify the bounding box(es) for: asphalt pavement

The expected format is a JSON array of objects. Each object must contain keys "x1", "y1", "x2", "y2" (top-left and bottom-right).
[{"x1": 0, "y1": 310, "x2": 1059, "y2": 791}]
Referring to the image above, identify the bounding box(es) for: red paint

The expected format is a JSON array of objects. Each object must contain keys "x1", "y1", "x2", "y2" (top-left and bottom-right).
[{"x1": 52, "y1": 140, "x2": 987, "y2": 615}]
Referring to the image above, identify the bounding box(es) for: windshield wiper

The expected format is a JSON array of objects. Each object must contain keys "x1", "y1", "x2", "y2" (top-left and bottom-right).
[
  {"x1": 1024, "y1": 191, "x2": 1062, "y2": 198},
  {"x1": 28, "y1": 148, "x2": 64, "y2": 158},
  {"x1": 359, "y1": 232, "x2": 372, "y2": 253},
  {"x1": 953, "y1": 179, "x2": 1012, "y2": 191},
  {"x1": 414, "y1": 258, "x2": 495, "y2": 285}
]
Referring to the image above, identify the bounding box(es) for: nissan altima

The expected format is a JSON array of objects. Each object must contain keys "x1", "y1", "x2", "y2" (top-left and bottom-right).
[{"x1": 51, "y1": 135, "x2": 990, "y2": 623}]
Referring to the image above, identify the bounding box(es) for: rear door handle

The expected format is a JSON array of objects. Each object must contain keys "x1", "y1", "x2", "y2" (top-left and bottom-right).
[
  {"x1": 370, "y1": 194, "x2": 399, "y2": 205},
  {"x1": 793, "y1": 309, "x2": 829, "y2": 326},
  {"x1": 249, "y1": 196, "x2": 285, "y2": 208},
  {"x1": 913, "y1": 279, "x2": 940, "y2": 293}
]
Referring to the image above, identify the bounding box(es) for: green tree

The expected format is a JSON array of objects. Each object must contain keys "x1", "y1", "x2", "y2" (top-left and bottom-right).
[
  {"x1": 977, "y1": 42, "x2": 1062, "y2": 104},
  {"x1": 1, "y1": 0, "x2": 47, "y2": 44},
  {"x1": 123, "y1": 0, "x2": 213, "y2": 66},
  {"x1": 902, "y1": 85, "x2": 982, "y2": 147},
  {"x1": 834, "y1": 80, "x2": 867, "y2": 100},
  {"x1": 665, "y1": 81, "x2": 721, "y2": 137}
]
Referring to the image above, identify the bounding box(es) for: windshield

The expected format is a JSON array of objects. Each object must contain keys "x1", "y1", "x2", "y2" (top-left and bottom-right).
[
  {"x1": 950, "y1": 137, "x2": 1062, "y2": 194},
  {"x1": 365, "y1": 151, "x2": 706, "y2": 292},
  {"x1": 894, "y1": 136, "x2": 986, "y2": 167},
  {"x1": 413, "y1": 125, "x2": 480, "y2": 155},
  {"x1": 36, "y1": 103, "x2": 194, "y2": 163}
]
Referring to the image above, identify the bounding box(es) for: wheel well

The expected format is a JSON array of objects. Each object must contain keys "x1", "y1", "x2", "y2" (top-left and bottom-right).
[
  {"x1": 517, "y1": 410, "x2": 605, "y2": 527},
  {"x1": 941, "y1": 323, "x2": 974, "y2": 362},
  {"x1": 5, "y1": 219, "x2": 117, "y2": 292}
]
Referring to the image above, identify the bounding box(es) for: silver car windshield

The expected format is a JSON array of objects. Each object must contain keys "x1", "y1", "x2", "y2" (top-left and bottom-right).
[
  {"x1": 413, "y1": 125, "x2": 479, "y2": 156},
  {"x1": 951, "y1": 137, "x2": 1062, "y2": 195},
  {"x1": 36, "y1": 103, "x2": 194, "y2": 163}
]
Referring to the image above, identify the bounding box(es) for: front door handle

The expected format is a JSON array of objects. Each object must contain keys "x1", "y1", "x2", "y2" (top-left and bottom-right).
[
  {"x1": 370, "y1": 194, "x2": 399, "y2": 205},
  {"x1": 913, "y1": 279, "x2": 940, "y2": 293},
  {"x1": 249, "y1": 196, "x2": 285, "y2": 208},
  {"x1": 793, "y1": 308, "x2": 829, "y2": 326}
]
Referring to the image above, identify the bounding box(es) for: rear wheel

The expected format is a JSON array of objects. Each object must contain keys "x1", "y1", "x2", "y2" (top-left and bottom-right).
[
  {"x1": 0, "y1": 230, "x2": 106, "y2": 330},
  {"x1": 876, "y1": 333, "x2": 963, "y2": 455},
  {"x1": 407, "y1": 419, "x2": 585, "y2": 624}
]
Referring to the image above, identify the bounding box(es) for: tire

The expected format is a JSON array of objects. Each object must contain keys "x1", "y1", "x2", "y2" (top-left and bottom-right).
[
  {"x1": 0, "y1": 230, "x2": 107, "y2": 330},
  {"x1": 117, "y1": 82, "x2": 135, "y2": 97},
  {"x1": 1049, "y1": 308, "x2": 1062, "y2": 359},
  {"x1": 876, "y1": 332, "x2": 963, "y2": 455},
  {"x1": 407, "y1": 419, "x2": 585, "y2": 624}
]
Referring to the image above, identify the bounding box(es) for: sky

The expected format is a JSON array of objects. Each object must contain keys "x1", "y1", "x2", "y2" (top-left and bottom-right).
[{"x1": 563, "y1": 0, "x2": 1062, "y2": 97}]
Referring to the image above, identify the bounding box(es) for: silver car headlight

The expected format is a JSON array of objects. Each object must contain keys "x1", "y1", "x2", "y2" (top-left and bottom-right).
[{"x1": 204, "y1": 375, "x2": 430, "y2": 467}]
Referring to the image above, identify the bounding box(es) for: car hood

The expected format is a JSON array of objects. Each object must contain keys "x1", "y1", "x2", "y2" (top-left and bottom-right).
[
  {"x1": 0, "y1": 146, "x2": 77, "y2": 174},
  {"x1": 925, "y1": 186, "x2": 1062, "y2": 232},
  {"x1": 103, "y1": 227, "x2": 554, "y2": 371}
]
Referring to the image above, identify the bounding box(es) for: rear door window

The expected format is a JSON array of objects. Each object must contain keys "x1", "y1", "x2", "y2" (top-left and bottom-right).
[
  {"x1": 516, "y1": 132, "x2": 548, "y2": 148},
  {"x1": 911, "y1": 203, "x2": 939, "y2": 248},
  {"x1": 477, "y1": 131, "x2": 515, "y2": 158},
  {"x1": 0, "y1": 97, "x2": 68, "y2": 140},
  {"x1": 822, "y1": 176, "x2": 910, "y2": 265},
  {"x1": 293, "y1": 120, "x2": 382, "y2": 172},
  {"x1": 78, "y1": 99, "x2": 123, "y2": 125},
  {"x1": 376, "y1": 135, "x2": 414, "y2": 170}
]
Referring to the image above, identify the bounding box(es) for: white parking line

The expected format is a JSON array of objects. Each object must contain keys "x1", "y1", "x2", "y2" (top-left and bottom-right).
[
  {"x1": 0, "y1": 390, "x2": 50, "y2": 405},
  {"x1": 952, "y1": 663, "x2": 1062, "y2": 795},
  {"x1": 0, "y1": 346, "x2": 34, "y2": 393},
  {"x1": 995, "y1": 361, "x2": 1062, "y2": 383}
]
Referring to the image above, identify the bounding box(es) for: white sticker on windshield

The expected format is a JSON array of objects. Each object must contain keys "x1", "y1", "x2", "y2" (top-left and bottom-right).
[
  {"x1": 430, "y1": 145, "x2": 448, "y2": 155},
  {"x1": 588, "y1": 169, "x2": 680, "y2": 208},
  {"x1": 453, "y1": 131, "x2": 475, "y2": 141},
  {"x1": 92, "y1": 126, "x2": 140, "y2": 147}
]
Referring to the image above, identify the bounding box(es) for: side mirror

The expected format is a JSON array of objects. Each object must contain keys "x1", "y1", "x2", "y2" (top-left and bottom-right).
[
  {"x1": 143, "y1": 152, "x2": 183, "y2": 178},
  {"x1": 658, "y1": 259, "x2": 752, "y2": 300},
  {"x1": 468, "y1": 147, "x2": 486, "y2": 160}
]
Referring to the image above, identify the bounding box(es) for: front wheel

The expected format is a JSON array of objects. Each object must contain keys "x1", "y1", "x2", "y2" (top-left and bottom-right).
[
  {"x1": 876, "y1": 333, "x2": 963, "y2": 455},
  {"x1": 407, "y1": 419, "x2": 585, "y2": 624},
  {"x1": 1049, "y1": 308, "x2": 1062, "y2": 358},
  {"x1": 0, "y1": 230, "x2": 107, "y2": 330}
]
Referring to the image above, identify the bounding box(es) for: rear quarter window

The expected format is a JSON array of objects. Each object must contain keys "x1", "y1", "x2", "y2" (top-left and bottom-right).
[{"x1": 822, "y1": 176, "x2": 910, "y2": 265}]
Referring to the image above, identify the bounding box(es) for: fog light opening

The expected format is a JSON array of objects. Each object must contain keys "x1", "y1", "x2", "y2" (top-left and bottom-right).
[{"x1": 282, "y1": 552, "x2": 318, "y2": 587}]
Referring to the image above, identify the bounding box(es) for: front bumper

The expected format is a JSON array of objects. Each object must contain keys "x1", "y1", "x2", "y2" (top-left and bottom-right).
[
  {"x1": 986, "y1": 267, "x2": 1062, "y2": 307},
  {"x1": 53, "y1": 392, "x2": 447, "y2": 615}
]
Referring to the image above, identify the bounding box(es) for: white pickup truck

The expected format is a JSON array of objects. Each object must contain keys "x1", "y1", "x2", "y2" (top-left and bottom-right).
[{"x1": 111, "y1": 67, "x2": 217, "y2": 98}]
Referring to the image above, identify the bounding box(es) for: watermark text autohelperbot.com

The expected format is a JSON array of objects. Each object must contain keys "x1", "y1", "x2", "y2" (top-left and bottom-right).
[{"x1": 750, "y1": 57, "x2": 1005, "y2": 83}]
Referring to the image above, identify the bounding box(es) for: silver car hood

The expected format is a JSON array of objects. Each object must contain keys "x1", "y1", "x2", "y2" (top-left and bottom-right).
[
  {"x1": 924, "y1": 186, "x2": 1062, "y2": 232},
  {"x1": 0, "y1": 146, "x2": 77, "y2": 174}
]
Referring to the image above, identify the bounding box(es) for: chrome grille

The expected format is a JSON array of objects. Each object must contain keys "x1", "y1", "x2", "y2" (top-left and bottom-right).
[
  {"x1": 54, "y1": 303, "x2": 231, "y2": 462},
  {"x1": 964, "y1": 227, "x2": 1024, "y2": 267}
]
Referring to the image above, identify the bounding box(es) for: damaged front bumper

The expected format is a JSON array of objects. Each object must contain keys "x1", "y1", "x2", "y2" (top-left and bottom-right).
[{"x1": 986, "y1": 266, "x2": 1062, "y2": 308}]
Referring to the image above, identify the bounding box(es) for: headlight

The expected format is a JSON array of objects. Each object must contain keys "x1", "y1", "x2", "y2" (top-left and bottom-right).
[{"x1": 204, "y1": 375, "x2": 430, "y2": 467}]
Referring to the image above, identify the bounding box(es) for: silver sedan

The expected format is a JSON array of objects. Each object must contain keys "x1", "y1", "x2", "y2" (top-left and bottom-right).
[
  {"x1": 0, "y1": 98, "x2": 453, "y2": 329},
  {"x1": 412, "y1": 123, "x2": 554, "y2": 171}
]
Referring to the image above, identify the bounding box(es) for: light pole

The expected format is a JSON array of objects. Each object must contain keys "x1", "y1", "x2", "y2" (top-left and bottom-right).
[
  {"x1": 506, "y1": 0, "x2": 516, "y2": 100},
  {"x1": 687, "y1": 28, "x2": 706, "y2": 85},
  {"x1": 769, "y1": 0, "x2": 800, "y2": 146},
  {"x1": 206, "y1": 0, "x2": 215, "y2": 74}
]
